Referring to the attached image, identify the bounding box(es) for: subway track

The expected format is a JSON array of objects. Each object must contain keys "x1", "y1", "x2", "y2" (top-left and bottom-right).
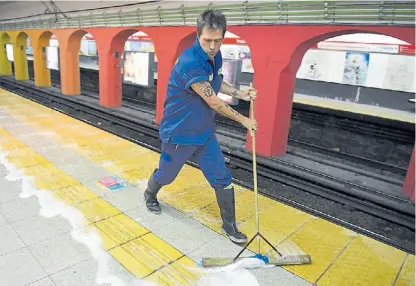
[
  {"x1": 214, "y1": 119, "x2": 408, "y2": 182},
  {"x1": 73, "y1": 90, "x2": 409, "y2": 188},
  {"x1": 120, "y1": 89, "x2": 415, "y2": 144},
  {"x1": 120, "y1": 93, "x2": 409, "y2": 185},
  {"x1": 0, "y1": 77, "x2": 414, "y2": 254},
  {"x1": 29, "y1": 64, "x2": 415, "y2": 171}
]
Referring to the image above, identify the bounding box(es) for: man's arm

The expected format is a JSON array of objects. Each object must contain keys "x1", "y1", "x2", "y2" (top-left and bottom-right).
[
  {"x1": 191, "y1": 81, "x2": 247, "y2": 125},
  {"x1": 219, "y1": 81, "x2": 242, "y2": 98}
]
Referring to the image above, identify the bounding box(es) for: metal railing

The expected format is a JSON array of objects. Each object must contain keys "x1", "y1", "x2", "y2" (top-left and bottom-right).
[{"x1": 0, "y1": 1, "x2": 414, "y2": 30}]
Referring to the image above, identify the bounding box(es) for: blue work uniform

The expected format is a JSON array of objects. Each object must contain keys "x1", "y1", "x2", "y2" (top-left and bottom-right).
[{"x1": 153, "y1": 37, "x2": 232, "y2": 189}]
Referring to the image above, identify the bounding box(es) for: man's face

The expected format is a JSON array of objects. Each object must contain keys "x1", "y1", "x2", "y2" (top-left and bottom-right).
[{"x1": 198, "y1": 27, "x2": 224, "y2": 59}]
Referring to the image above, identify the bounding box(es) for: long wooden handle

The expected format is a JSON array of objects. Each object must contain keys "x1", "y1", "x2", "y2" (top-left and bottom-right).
[{"x1": 249, "y1": 83, "x2": 260, "y2": 252}]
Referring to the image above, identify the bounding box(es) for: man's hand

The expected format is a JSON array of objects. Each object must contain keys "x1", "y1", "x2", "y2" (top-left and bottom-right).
[
  {"x1": 238, "y1": 86, "x2": 257, "y2": 102},
  {"x1": 220, "y1": 82, "x2": 257, "y2": 102},
  {"x1": 242, "y1": 117, "x2": 258, "y2": 137}
]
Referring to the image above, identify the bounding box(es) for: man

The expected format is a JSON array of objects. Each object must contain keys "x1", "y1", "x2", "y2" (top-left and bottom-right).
[{"x1": 143, "y1": 9, "x2": 258, "y2": 244}]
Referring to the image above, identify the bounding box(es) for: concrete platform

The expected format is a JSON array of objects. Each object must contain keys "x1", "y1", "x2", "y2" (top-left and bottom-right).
[
  {"x1": 0, "y1": 88, "x2": 414, "y2": 286},
  {"x1": 294, "y1": 93, "x2": 415, "y2": 124}
]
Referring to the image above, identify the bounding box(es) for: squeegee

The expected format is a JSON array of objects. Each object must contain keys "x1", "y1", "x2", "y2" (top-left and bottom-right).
[{"x1": 199, "y1": 84, "x2": 312, "y2": 268}]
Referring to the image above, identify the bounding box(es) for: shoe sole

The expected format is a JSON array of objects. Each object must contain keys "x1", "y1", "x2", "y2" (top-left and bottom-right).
[{"x1": 221, "y1": 228, "x2": 247, "y2": 244}]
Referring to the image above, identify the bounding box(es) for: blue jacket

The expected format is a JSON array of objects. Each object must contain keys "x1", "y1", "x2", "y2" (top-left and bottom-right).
[{"x1": 159, "y1": 37, "x2": 223, "y2": 145}]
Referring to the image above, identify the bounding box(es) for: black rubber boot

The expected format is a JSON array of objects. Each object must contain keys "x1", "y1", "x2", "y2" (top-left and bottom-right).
[
  {"x1": 144, "y1": 171, "x2": 163, "y2": 214},
  {"x1": 214, "y1": 185, "x2": 248, "y2": 244}
]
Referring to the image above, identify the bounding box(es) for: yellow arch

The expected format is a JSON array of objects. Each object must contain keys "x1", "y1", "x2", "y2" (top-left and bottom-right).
[
  {"x1": 0, "y1": 31, "x2": 12, "y2": 76},
  {"x1": 32, "y1": 30, "x2": 54, "y2": 87},
  {"x1": 25, "y1": 30, "x2": 55, "y2": 87},
  {"x1": 8, "y1": 30, "x2": 29, "y2": 80}
]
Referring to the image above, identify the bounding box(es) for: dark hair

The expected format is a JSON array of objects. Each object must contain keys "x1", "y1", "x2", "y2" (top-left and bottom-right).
[{"x1": 197, "y1": 9, "x2": 227, "y2": 37}]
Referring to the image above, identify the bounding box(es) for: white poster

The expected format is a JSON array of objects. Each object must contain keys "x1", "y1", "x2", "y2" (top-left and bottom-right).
[
  {"x1": 220, "y1": 44, "x2": 241, "y2": 60},
  {"x1": 365, "y1": 53, "x2": 388, "y2": 90},
  {"x1": 383, "y1": 55, "x2": 415, "y2": 92},
  {"x1": 294, "y1": 41, "x2": 415, "y2": 93},
  {"x1": 88, "y1": 41, "x2": 97, "y2": 56},
  {"x1": 45, "y1": 46, "x2": 59, "y2": 70},
  {"x1": 241, "y1": 58, "x2": 254, "y2": 73},
  {"x1": 80, "y1": 40, "x2": 89, "y2": 55},
  {"x1": 5, "y1": 44, "x2": 13, "y2": 62},
  {"x1": 297, "y1": 49, "x2": 329, "y2": 81},
  {"x1": 297, "y1": 49, "x2": 349, "y2": 83},
  {"x1": 49, "y1": 39, "x2": 58, "y2": 47}
]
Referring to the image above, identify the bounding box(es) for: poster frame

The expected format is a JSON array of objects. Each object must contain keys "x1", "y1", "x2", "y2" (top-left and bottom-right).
[{"x1": 121, "y1": 50, "x2": 155, "y2": 88}]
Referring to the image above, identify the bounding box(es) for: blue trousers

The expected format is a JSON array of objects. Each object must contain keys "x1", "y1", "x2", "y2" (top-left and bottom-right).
[{"x1": 153, "y1": 133, "x2": 232, "y2": 189}]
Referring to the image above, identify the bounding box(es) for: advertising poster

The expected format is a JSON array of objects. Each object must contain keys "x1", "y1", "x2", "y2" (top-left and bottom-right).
[
  {"x1": 80, "y1": 40, "x2": 89, "y2": 55},
  {"x1": 217, "y1": 59, "x2": 239, "y2": 105},
  {"x1": 129, "y1": 41, "x2": 154, "y2": 53},
  {"x1": 26, "y1": 39, "x2": 33, "y2": 57},
  {"x1": 241, "y1": 58, "x2": 254, "y2": 73},
  {"x1": 45, "y1": 47, "x2": 59, "y2": 70},
  {"x1": 80, "y1": 40, "x2": 97, "y2": 56},
  {"x1": 220, "y1": 44, "x2": 250, "y2": 60},
  {"x1": 123, "y1": 51, "x2": 150, "y2": 87},
  {"x1": 342, "y1": 52, "x2": 370, "y2": 85},
  {"x1": 239, "y1": 46, "x2": 253, "y2": 73},
  {"x1": 383, "y1": 55, "x2": 415, "y2": 92},
  {"x1": 26, "y1": 46, "x2": 33, "y2": 56},
  {"x1": 220, "y1": 45, "x2": 240, "y2": 59},
  {"x1": 297, "y1": 49, "x2": 330, "y2": 81},
  {"x1": 49, "y1": 39, "x2": 58, "y2": 47},
  {"x1": 5, "y1": 44, "x2": 13, "y2": 62},
  {"x1": 88, "y1": 41, "x2": 97, "y2": 56},
  {"x1": 125, "y1": 40, "x2": 157, "y2": 63},
  {"x1": 222, "y1": 59, "x2": 237, "y2": 85}
]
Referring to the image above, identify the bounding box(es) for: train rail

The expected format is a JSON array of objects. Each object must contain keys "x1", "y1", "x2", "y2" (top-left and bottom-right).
[
  {"x1": 215, "y1": 119, "x2": 408, "y2": 180},
  {"x1": 0, "y1": 77, "x2": 414, "y2": 254},
  {"x1": 119, "y1": 93, "x2": 410, "y2": 184},
  {"x1": 31, "y1": 65, "x2": 415, "y2": 173}
]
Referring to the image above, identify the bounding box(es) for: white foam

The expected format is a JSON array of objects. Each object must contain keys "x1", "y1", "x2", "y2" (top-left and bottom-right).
[
  {"x1": 1, "y1": 153, "x2": 268, "y2": 286},
  {"x1": 194, "y1": 257, "x2": 273, "y2": 286},
  {"x1": 0, "y1": 151, "x2": 155, "y2": 286},
  {"x1": 196, "y1": 269, "x2": 261, "y2": 286}
]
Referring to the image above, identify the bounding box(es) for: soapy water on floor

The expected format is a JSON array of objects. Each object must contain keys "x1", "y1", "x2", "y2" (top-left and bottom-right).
[{"x1": 0, "y1": 151, "x2": 269, "y2": 286}]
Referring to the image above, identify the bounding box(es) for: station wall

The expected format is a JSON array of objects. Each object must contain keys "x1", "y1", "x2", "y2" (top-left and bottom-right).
[
  {"x1": 20, "y1": 32, "x2": 416, "y2": 96},
  {"x1": 0, "y1": 23, "x2": 414, "y2": 201},
  {"x1": 0, "y1": 25, "x2": 414, "y2": 158}
]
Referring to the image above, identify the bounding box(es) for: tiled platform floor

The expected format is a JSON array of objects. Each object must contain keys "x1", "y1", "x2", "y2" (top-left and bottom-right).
[{"x1": 0, "y1": 88, "x2": 414, "y2": 286}]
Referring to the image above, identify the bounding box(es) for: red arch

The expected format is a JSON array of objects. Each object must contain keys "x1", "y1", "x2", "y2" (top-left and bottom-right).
[
  {"x1": 227, "y1": 25, "x2": 414, "y2": 157},
  {"x1": 92, "y1": 26, "x2": 194, "y2": 118},
  {"x1": 58, "y1": 29, "x2": 90, "y2": 95},
  {"x1": 93, "y1": 28, "x2": 157, "y2": 108},
  {"x1": 231, "y1": 25, "x2": 416, "y2": 201}
]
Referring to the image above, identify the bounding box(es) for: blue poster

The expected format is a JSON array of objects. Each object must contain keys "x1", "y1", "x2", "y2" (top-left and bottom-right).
[{"x1": 342, "y1": 52, "x2": 370, "y2": 86}]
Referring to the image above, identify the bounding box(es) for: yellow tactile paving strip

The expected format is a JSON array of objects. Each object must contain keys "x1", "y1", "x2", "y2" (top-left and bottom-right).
[
  {"x1": 0, "y1": 127, "x2": 202, "y2": 285},
  {"x1": 294, "y1": 94, "x2": 415, "y2": 124},
  {"x1": 0, "y1": 88, "x2": 415, "y2": 285}
]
